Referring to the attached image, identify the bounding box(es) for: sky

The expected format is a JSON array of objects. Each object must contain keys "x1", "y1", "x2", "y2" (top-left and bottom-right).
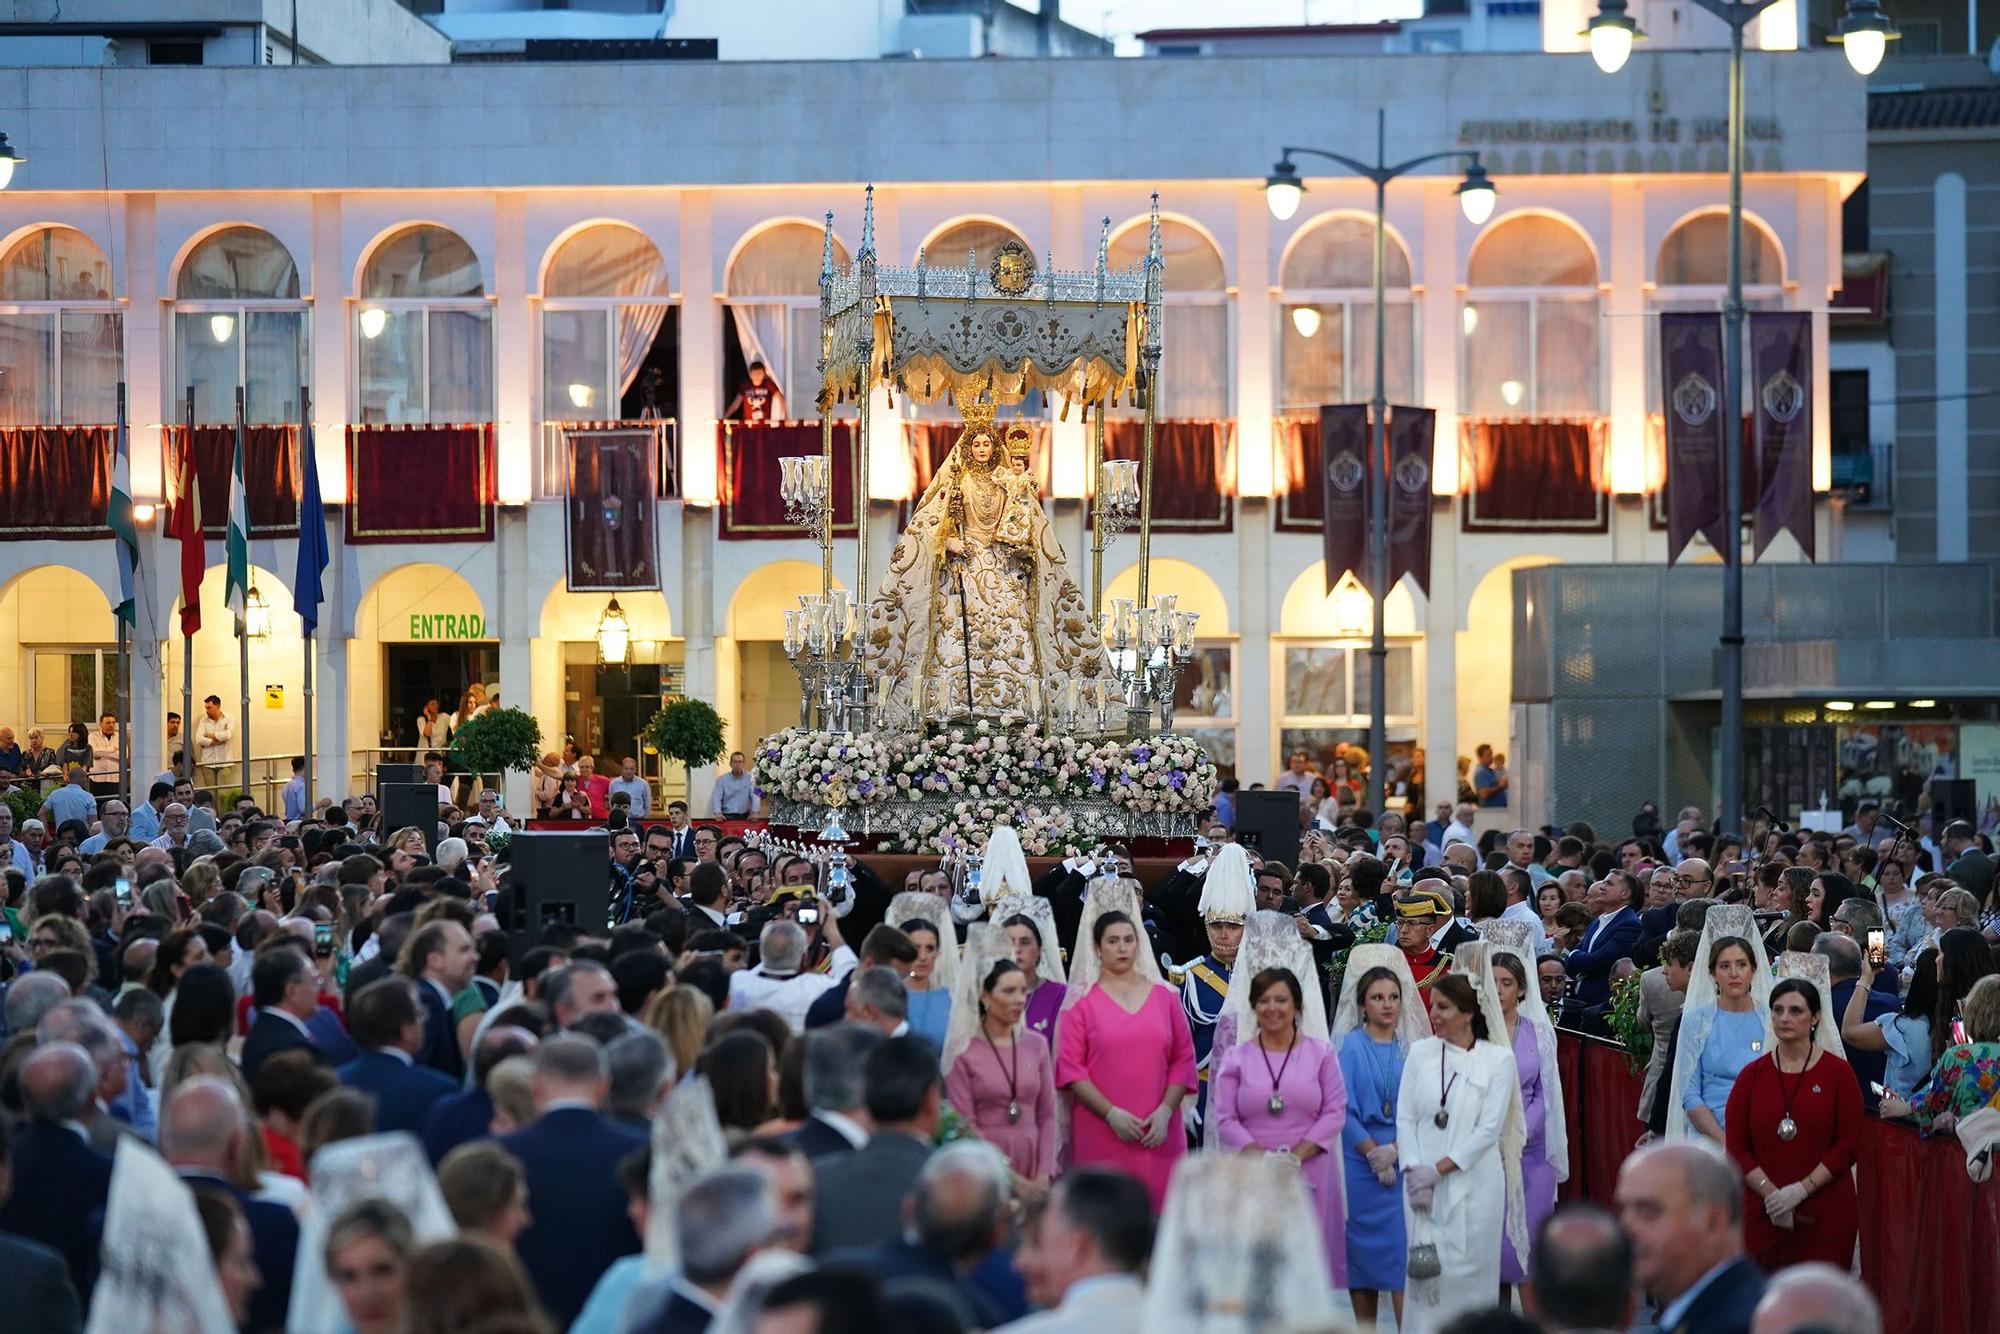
[{"x1": 1079, "y1": 0, "x2": 1427, "y2": 50}]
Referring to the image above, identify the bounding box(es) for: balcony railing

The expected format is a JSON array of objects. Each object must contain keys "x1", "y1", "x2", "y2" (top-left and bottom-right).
[{"x1": 537, "y1": 418, "x2": 679, "y2": 502}]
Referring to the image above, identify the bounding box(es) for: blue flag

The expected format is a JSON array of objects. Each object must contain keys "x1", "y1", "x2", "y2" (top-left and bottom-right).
[{"x1": 294, "y1": 419, "x2": 329, "y2": 634}]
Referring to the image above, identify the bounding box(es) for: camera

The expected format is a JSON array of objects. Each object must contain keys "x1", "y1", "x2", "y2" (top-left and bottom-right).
[{"x1": 798, "y1": 907, "x2": 820, "y2": 925}]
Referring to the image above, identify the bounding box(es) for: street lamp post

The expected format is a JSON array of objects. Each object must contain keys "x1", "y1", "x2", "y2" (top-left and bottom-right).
[
  {"x1": 1585, "y1": 0, "x2": 1893, "y2": 837},
  {"x1": 1267, "y1": 110, "x2": 1495, "y2": 813}
]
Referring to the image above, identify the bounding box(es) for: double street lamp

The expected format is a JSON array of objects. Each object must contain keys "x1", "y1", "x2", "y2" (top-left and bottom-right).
[
  {"x1": 1583, "y1": 0, "x2": 1894, "y2": 836},
  {"x1": 1264, "y1": 110, "x2": 1497, "y2": 813}
]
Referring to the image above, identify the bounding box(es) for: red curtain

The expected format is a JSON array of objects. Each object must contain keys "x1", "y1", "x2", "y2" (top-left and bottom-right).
[
  {"x1": 163, "y1": 425, "x2": 300, "y2": 536},
  {"x1": 1461, "y1": 419, "x2": 1608, "y2": 533},
  {"x1": 1857, "y1": 1118, "x2": 2000, "y2": 1334},
  {"x1": 0, "y1": 426, "x2": 112, "y2": 539},
  {"x1": 1091, "y1": 419, "x2": 1235, "y2": 533},
  {"x1": 718, "y1": 420, "x2": 857, "y2": 541},
  {"x1": 345, "y1": 424, "x2": 495, "y2": 545},
  {"x1": 1273, "y1": 415, "x2": 1326, "y2": 534}
]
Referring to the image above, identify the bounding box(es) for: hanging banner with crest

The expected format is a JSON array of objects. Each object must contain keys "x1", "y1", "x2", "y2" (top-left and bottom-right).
[
  {"x1": 565, "y1": 427, "x2": 660, "y2": 590},
  {"x1": 1660, "y1": 312, "x2": 1729, "y2": 565},
  {"x1": 1750, "y1": 311, "x2": 1815, "y2": 561},
  {"x1": 1318, "y1": 404, "x2": 1370, "y2": 594},
  {"x1": 1386, "y1": 406, "x2": 1436, "y2": 598}
]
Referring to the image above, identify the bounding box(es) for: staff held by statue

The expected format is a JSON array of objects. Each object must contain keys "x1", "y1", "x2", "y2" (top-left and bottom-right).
[{"x1": 946, "y1": 464, "x2": 975, "y2": 715}]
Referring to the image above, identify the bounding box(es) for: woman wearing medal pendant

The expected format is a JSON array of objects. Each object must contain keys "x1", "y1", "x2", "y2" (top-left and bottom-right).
[
  {"x1": 943, "y1": 956, "x2": 1058, "y2": 1200},
  {"x1": 1210, "y1": 967, "x2": 1348, "y2": 1288},
  {"x1": 1335, "y1": 951, "x2": 1429, "y2": 1329},
  {"x1": 1726, "y1": 978, "x2": 1862, "y2": 1272},
  {"x1": 1395, "y1": 973, "x2": 1520, "y2": 1334}
]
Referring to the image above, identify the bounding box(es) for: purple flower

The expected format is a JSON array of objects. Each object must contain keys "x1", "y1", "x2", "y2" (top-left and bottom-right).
[
  {"x1": 1169, "y1": 771, "x2": 1186, "y2": 790},
  {"x1": 1133, "y1": 745, "x2": 1152, "y2": 763}
]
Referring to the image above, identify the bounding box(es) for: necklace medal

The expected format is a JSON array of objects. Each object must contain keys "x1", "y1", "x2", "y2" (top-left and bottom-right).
[
  {"x1": 1267, "y1": 1094, "x2": 1286, "y2": 1115},
  {"x1": 1433, "y1": 1109, "x2": 1450, "y2": 1129},
  {"x1": 1777, "y1": 1115, "x2": 1798, "y2": 1141},
  {"x1": 1006, "y1": 1100, "x2": 1021, "y2": 1125}
]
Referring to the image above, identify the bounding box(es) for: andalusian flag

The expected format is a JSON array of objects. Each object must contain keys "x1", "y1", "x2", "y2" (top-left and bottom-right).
[
  {"x1": 109, "y1": 413, "x2": 139, "y2": 625},
  {"x1": 225, "y1": 421, "x2": 249, "y2": 624}
]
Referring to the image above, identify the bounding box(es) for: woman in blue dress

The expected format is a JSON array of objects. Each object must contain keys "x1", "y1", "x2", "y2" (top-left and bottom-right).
[
  {"x1": 890, "y1": 891, "x2": 959, "y2": 1059},
  {"x1": 1333, "y1": 944, "x2": 1431, "y2": 1329},
  {"x1": 1665, "y1": 905, "x2": 1773, "y2": 1144}
]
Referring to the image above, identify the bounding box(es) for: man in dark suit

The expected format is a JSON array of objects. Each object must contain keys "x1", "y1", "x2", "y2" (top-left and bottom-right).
[
  {"x1": 500, "y1": 1034, "x2": 647, "y2": 1325},
  {"x1": 341, "y1": 910, "x2": 415, "y2": 1004},
  {"x1": 633, "y1": 1167, "x2": 781, "y2": 1334},
  {"x1": 1564, "y1": 871, "x2": 1647, "y2": 1008},
  {"x1": 1615, "y1": 1141, "x2": 1765, "y2": 1334},
  {"x1": 0, "y1": 1113, "x2": 82, "y2": 1334},
  {"x1": 419, "y1": 1023, "x2": 538, "y2": 1163},
  {"x1": 161, "y1": 1075, "x2": 300, "y2": 1334},
  {"x1": 402, "y1": 919, "x2": 476, "y2": 1081},
  {"x1": 0, "y1": 1043, "x2": 111, "y2": 1303},
  {"x1": 789, "y1": 1024, "x2": 884, "y2": 1160},
  {"x1": 803, "y1": 925, "x2": 917, "y2": 1031},
  {"x1": 824, "y1": 1141, "x2": 1018, "y2": 1328},
  {"x1": 809, "y1": 1034, "x2": 938, "y2": 1256},
  {"x1": 239, "y1": 945, "x2": 324, "y2": 1081},
  {"x1": 336, "y1": 977, "x2": 459, "y2": 1134}
]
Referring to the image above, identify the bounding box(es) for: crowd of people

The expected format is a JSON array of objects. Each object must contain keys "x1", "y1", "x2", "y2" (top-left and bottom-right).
[{"x1": 0, "y1": 740, "x2": 1985, "y2": 1334}]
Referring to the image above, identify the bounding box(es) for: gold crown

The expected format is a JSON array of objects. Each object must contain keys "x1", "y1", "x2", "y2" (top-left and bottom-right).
[
  {"x1": 960, "y1": 399, "x2": 997, "y2": 432},
  {"x1": 1004, "y1": 423, "x2": 1033, "y2": 460}
]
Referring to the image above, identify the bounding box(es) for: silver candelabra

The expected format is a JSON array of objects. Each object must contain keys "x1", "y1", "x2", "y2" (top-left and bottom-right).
[{"x1": 1099, "y1": 593, "x2": 1200, "y2": 737}]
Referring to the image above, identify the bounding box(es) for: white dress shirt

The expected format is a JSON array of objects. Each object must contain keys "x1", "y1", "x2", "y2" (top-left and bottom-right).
[{"x1": 726, "y1": 946, "x2": 858, "y2": 1032}]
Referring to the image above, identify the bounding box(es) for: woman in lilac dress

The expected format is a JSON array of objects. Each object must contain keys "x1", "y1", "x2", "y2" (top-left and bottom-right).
[
  {"x1": 1000, "y1": 911, "x2": 1067, "y2": 1045},
  {"x1": 1489, "y1": 946, "x2": 1567, "y2": 1295},
  {"x1": 1211, "y1": 966, "x2": 1347, "y2": 1287}
]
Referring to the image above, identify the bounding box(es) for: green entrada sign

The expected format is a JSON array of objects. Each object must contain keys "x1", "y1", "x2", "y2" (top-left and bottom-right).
[{"x1": 408, "y1": 613, "x2": 488, "y2": 641}]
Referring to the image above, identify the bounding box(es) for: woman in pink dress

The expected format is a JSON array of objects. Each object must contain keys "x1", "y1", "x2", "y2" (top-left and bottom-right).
[
  {"x1": 945, "y1": 957, "x2": 1058, "y2": 1194},
  {"x1": 1055, "y1": 909, "x2": 1196, "y2": 1211},
  {"x1": 1211, "y1": 966, "x2": 1348, "y2": 1287}
]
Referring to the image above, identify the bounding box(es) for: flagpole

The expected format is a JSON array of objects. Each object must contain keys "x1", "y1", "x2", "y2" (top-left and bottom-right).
[
  {"x1": 236, "y1": 386, "x2": 252, "y2": 808},
  {"x1": 300, "y1": 386, "x2": 315, "y2": 814},
  {"x1": 115, "y1": 381, "x2": 131, "y2": 807},
  {"x1": 182, "y1": 389, "x2": 196, "y2": 788}
]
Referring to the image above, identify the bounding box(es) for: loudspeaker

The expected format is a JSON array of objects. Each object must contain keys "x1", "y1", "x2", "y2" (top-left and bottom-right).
[
  {"x1": 376, "y1": 763, "x2": 425, "y2": 787},
  {"x1": 1932, "y1": 779, "x2": 1978, "y2": 827},
  {"x1": 1233, "y1": 790, "x2": 1302, "y2": 871},
  {"x1": 379, "y1": 783, "x2": 439, "y2": 855},
  {"x1": 500, "y1": 829, "x2": 611, "y2": 952}
]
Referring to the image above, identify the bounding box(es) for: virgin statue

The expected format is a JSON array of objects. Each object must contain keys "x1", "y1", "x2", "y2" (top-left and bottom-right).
[{"x1": 866, "y1": 401, "x2": 1108, "y2": 724}]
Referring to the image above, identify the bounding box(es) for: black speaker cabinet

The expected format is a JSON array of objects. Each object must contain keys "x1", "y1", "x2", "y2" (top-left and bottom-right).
[
  {"x1": 501, "y1": 829, "x2": 611, "y2": 951},
  {"x1": 1932, "y1": 779, "x2": 1978, "y2": 827},
  {"x1": 376, "y1": 763, "x2": 425, "y2": 787},
  {"x1": 1233, "y1": 790, "x2": 1302, "y2": 871},
  {"x1": 379, "y1": 782, "x2": 439, "y2": 855}
]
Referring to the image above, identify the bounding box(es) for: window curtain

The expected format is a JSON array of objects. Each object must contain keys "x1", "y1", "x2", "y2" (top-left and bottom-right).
[
  {"x1": 728, "y1": 303, "x2": 787, "y2": 401},
  {"x1": 60, "y1": 311, "x2": 121, "y2": 425},
  {"x1": 0, "y1": 425, "x2": 112, "y2": 538},
  {"x1": 617, "y1": 303, "x2": 668, "y2": 397},
  {"x1": 1460, "y1": 419, "x2": 1607, "y2": 533},
  {"x1": 427, "y1": 308, "x2": 493, "y2": 424},
  {"x1": 346, "y1": 423, "x2": 495, "y2": 543},
  {"x1": 1158, "y1": 304, "x2": 1229, "y2": 419},
  {"x1": 1092, "y1": 419, "x2": 1235, "y2": 533},
  {"x1": 244, "y1": 310, "x2": 305, "y2": 425},
  {"x1": 0, "y1": 312, "x2": 55, "y2": 426},
  {"x1": 1272, "y1": 415, "x2": 1325, "y2": 534}
]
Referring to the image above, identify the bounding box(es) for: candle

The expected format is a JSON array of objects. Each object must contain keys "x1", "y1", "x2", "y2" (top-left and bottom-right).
[
  {"x1": 913, "y1": 678, "x2": 926, "y2": 719},
  {"x1": 1067, "y1": 678, "x2": 1080, "y2": 715},
  {"x1": 1027, "y1": 680, "x2": 1042, "y2": 716}
]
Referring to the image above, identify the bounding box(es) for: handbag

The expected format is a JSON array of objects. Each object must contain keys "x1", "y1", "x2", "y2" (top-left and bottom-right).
[{"x1": 1407, "y1": 1210, "x2": 1442, "y2": 1281}]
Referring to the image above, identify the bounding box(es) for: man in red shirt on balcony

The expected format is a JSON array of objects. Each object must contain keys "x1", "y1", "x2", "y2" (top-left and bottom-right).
[{"x1": 725, "y1": 359, "x2": 786, "y2": 425}]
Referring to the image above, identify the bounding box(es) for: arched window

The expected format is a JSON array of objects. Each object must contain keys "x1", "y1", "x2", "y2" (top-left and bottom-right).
[
  {"x1": 172, "y1": 226, "x2": 307, "y2": 425},
  {"x1": 922, "y1": 218, "x2": 1036, "y2": 276},
  {"x1": 0, "y1": 226, "x2": 121, "y2": 426},
  {"x1": 1279, "y1": 216, "x2": 1417, "y2": 411},
  {"x1": 542, "y1": 224, "x2": 675, "y2": 422},
  {"x1": 356, "y1": 224, "x2": 490, "y2": 424},
  {"x1": 1462, "y1": 214, "x2": 1601, "y2": 418},
  {"x1": 1108, "y1": 218, "x2": 1230, "y2": 419},
  {"x1": 724, "y1": 222, "x2": 848, "y2": 416},
  {"x1": 1647, "y1": 213, "x2": 1787, "y2": 419}
]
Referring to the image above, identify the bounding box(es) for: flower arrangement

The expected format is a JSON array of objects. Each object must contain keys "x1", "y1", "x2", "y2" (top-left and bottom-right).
[{"x1": 754, "y1": 720, "x2": 1217, "y2": 855}]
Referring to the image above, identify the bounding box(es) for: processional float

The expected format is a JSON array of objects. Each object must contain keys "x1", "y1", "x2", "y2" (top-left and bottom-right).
[{"x1": 753, "y1": 189, "x2": 1217, "y2": 870}]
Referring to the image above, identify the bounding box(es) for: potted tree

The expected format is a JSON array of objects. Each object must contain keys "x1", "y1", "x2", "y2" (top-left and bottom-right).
[
  {"x1": 644, "y1": 698, "x2": 729, "y2": 808},
  {"x1": 449, "y1": 706, "x2": 543, "y2": 843}
]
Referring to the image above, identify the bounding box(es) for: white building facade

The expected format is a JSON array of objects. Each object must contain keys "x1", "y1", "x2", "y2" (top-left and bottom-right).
[{"x1": 0, "y1": 51, "x2": 1865, "y2": 814}]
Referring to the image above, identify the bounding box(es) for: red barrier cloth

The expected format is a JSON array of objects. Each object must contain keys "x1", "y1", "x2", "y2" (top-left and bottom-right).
[
  {"x1": 1460, "y1": 419, "x2": 1608, "y2": 533},
  {"x1": 0, "y1": 425, "x2": 111, "y2": 539},
  {"x1": 164, "y1": 424, "x2": 300, "y2": 536},
  {"x1": 1092, "y1": 419, "x2": 1235, "y2": 533},
  {"x1": 1577, "y1": 1035, "x2": 1645, "y2": 1206},
  {"x1": 718, "y1": 421, "x2": 857, "y2": 540},
  {"x1": 1856, "y1": 1117, "x2": 2000, "y2": 1334},
  {"x1": 345, "y1": 424, "x2": 495, "y2": 544}
]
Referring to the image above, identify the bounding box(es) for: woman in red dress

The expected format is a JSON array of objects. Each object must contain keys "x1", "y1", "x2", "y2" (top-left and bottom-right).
[{"x1": 1725, "y1": 977, "x2": 1862, "y2": 1272}]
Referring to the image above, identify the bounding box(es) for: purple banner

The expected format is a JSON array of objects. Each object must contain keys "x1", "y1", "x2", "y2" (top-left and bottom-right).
[
  {"x1": 1318, "y1": 404, "x2": 1369, "y2": 594},
  {"x1": 1750, "y1": 311, "x2": 1815, "y2": 561},
  {"x1": 1386, "y1": 406, "x2": 1436, "y2": 598},
  {"x1": 1660, "y1": 312, "x2": 1728, "y2": 565},
  {"x1": 565, "y1": 427, "x2": 660, "y2": 590}
]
